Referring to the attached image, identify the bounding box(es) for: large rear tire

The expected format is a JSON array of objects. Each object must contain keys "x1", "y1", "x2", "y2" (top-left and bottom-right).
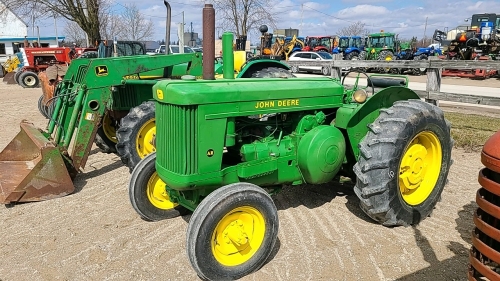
[
  {"x1": 412, "y1": 54, "x2": 428, "y2": 75},
  {"x1": 377, "y1": 50, "x2": 395, "y2": 73},
  {"x1": 345, "y1": 51, "x2": 359, "y2": 61},
  {"x1": 187, "y1": 183, "x2": 279, "y2": 280},
  {"x1": 353, "y1": 100, "x2": 453, "y2": 226},
  {"x1": 129, "y1": 152, "x2": 188, "y2": 221},
  {"x1": 116, "y1": 101, "x2": 156, "y2": 171},
  {"x1": 250, "y1": 67, "x2": 294, "y2": 78}
]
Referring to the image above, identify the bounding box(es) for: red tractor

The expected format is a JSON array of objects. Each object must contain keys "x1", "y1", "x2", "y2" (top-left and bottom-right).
[
  {"x1": 302, "y1": 36, "x2": 336, "y2": 53},
  {"x1": 14, "y1": 46, "x2": 95, "y2": 88}
]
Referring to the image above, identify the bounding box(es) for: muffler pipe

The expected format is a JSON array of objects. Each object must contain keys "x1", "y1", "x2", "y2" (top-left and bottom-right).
[
  {"x1": 164, "y1": 1, "x2": 171, "y2": 54},
  {"x1": 203, "y1": 4, "x2": 215, "y2": 80}
]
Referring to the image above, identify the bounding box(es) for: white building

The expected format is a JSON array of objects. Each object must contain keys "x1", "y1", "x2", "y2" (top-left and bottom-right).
[{"x1": 0, "y1": 1, "x2": 64, "y2": 63}]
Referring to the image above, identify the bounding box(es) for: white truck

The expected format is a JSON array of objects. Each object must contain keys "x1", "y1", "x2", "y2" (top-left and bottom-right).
[{"x1": 154, "y1": 45, "x2": 194, "y2": 54}]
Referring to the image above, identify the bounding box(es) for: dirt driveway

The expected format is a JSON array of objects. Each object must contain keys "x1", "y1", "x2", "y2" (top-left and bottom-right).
[{"x1": 0, "y1": 80, "x2": 496, "y2": 281}]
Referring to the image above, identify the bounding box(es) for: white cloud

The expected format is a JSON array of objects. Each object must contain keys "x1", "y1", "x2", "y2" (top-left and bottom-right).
[{"x1": 35, "y1": 0, "x2": 500, "y2": 44}]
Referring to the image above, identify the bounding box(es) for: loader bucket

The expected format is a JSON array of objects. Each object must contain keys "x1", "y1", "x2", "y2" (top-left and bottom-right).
[
  {"x1": 2, "y1": 72, "x2": 17, "y2": 84},
  {"x1": 0, "y1": 122, "x2": 74, "y2": 204}
]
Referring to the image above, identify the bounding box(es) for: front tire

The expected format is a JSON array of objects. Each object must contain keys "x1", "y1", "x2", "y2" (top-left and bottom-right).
[
  {"x1": 19, "y1": 71, "x2": 40, "y2": 88},
  {"x1": 129, "y1": 152, "x2": 187, "y2": 221},
  {"x1": 14, "y1": 70, "x2": 23, "y2": 84},
  {"x1": 353, "y1": 100, "x2": 452, "y2": 226},
  {"x1": 321, "y1": 66, "x2": 331, "y2": 76},
  {"x1": 116, "y1": 101, "x2": 156, "y2": 171},
  {"x1": 95, "y1": 111, "x2": 118, "y2": 153},
  {"x1": 187, "y1": 183, "x2": 279, "y2": 280}
]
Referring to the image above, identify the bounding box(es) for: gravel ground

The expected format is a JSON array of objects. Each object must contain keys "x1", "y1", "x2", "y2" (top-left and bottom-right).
[{"x1": 0, "y1": 78, "x2": 498, "y2": 281}]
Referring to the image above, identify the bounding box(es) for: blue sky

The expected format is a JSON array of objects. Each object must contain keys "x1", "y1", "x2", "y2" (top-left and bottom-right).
[{"x1": 35, "y1": 0, "x2": 500, "y2": 43}]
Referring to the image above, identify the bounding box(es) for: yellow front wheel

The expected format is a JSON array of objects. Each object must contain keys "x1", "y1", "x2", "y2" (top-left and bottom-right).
[
  {"x1": 353, "y1": 99, "x2": 452, "y2": 226},
  {"x1": 129, "y1": 152, "x2": 187, "y2": 221},
  {"x1": 95, "y1": 111, "x2": 118, "y2": 153},
  {"x1": 187, "y1": 183, "x2": 279, "y2": 280}
]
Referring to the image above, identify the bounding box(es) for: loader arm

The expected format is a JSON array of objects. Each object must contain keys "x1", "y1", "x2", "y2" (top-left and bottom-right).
[{"x1": 47, "y1": 53, "x2": 203, "y2": 170}]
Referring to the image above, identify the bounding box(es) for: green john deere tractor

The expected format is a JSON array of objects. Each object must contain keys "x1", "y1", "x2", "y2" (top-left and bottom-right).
[
  {"x1": 359, "y1": 30, "x2": 397, "y2": 72},
  {"x1": 128, "y1": 6, "x2": 453, "y2": 279}
]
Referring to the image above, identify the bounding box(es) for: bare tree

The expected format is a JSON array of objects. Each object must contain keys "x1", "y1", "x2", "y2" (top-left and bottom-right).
[
  {"x1": 63, "y1": 21, "x2": 87, "y2": 46},
  {"x1": 100, "y1": 13, "x2": 123, "y2": 40},
  {"x1": 213, "y1": 0, "x2": 278, "y2": 37},
  {"x1": 118, "y1": 4, "x2": 153, "y2": 41},
  {"x1": 337, "y1": 21, "x2": 371, "y2": 37},
  {"x1": 4, "y1": 0, "x2": 104, "y2": 45}
]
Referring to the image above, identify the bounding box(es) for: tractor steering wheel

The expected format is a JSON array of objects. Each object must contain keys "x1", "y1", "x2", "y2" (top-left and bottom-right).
[{"x1": 341, "y1": 68, "x2": 375, "y2": 98}]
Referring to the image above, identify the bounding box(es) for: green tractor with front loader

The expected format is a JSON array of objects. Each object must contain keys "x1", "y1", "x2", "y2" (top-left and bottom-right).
[
  {"x1": 0, "y1": 2, "x2": 293, "y2": 205},
  {"x1": 126, "y1": 5, "x2": 453, "y2": 280}
]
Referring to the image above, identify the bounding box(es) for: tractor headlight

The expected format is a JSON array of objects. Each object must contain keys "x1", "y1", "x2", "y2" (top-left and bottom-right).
[{"x1": 353, "y1": 89, "x2": 368, "y2": 103}]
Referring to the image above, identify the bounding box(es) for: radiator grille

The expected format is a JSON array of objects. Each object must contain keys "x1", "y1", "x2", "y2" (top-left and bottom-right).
[
  {"x1": 112, "y1": 86, "x2": 138, "y2": 109},
  {"x1": 75, "y1": 65, "x2": 88, "y2": 84},
  {"x1": 156, "y1": 103, "x2": 198, "y2": 174}
]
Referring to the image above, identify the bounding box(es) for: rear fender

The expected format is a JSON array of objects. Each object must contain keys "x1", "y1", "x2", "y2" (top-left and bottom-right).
[
  {"x1": 237, "y1": 59, "x2": 290, "y2": 78},
  {"x1": 335, "y1": 87, "x2": 420, "y2": 161}
]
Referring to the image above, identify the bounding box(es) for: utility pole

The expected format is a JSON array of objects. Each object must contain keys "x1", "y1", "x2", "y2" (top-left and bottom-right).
[
  {"x1": 54, "y1": 15, "x2": 58, "y2": 46},
  {"x1": 423, "y1": 16, "x2": 428, "y2": 46},
  {"x1": 190, "y1": 22, "x2": 194, "y2": 47},
  {"x1": 31, "y1": 14, "x2": 35, "y2": 37},
  {"x1": 178, "y1": 11, "x2": 185, "y2": 53},
  {"x1": 83, "y1": 7, "x2": 90, "y2": 47},
  {"x1": 301, "y1": 4, "x2": 303, "y2": 28},
  {"x1": 36, "y1": 26, "x2": 40, "y2": 46}
]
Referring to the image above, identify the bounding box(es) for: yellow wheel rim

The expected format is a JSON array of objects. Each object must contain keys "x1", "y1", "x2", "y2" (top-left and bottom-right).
[
  {"x1": 399, "y1": 131, "x2": 442, "y2": 206},
  {"x1": 146, "y1": 171, "x2": 178, "y2": 210},
  {"x1": 135, "y1": 118, "x2": 156, "y2": 158},
  {"x1": 383, "y1": 55, "x2": 392, "y2": 71},
  {"x1": 211, "y1": 206, "x2": 266, "y2": 266},
  {"x1": 102, "y1": 113, "x2": 117, "y2": 143}
]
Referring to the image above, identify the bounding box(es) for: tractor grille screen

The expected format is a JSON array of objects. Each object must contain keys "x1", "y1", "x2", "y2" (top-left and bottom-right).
[
  {"x1": 112, "y1": 86, "x2": 139, "y2": 110},
  {"x1": 75, "y1": 65, "x2": 88, "y2": 84},
  {"x1": 157, "y1": 103, "x2": 198, "y2": 174}
]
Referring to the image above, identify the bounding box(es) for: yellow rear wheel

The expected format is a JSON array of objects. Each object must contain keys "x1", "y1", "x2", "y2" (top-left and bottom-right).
[
  {"x1": 135, "y1": 118, "x2": 156, "y2": 159},
  {"x1": 116, "y1": 101, "x2": 156, "y2": 171},
  {"x1": 399, "y1": 131, "x2": 442, "y2": 206},
  {"x1": 353, "y1": 100, "x2": 452, "y2": 226}
]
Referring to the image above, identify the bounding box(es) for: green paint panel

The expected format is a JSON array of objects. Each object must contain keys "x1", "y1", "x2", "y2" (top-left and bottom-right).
[{"x1": 153, "y1": 78, "x2": 343, "y2": 106}]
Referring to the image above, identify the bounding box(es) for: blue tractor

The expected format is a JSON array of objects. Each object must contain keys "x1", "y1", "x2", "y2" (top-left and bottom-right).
[
  {"x1": 413, "y1": 44, "x2": 442, "y2": 60},
  {"x1": 333, "y1": 36, "x2": 364, "y2": 60}
]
